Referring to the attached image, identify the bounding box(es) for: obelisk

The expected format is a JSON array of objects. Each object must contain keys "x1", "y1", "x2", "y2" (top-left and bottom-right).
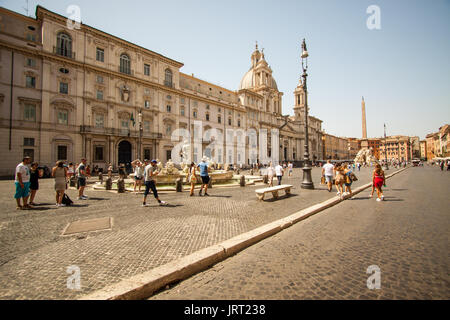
[{"x1": 361, "y1": 96, "x2": 368, "y2": 148}]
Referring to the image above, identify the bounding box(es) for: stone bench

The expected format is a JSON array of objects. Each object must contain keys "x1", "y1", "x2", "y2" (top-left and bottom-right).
[{"x1": 255, "y1": 184, "x2": 294, "y2": 201}]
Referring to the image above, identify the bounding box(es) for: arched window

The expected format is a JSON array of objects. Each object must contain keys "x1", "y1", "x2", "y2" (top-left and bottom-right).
[
  {"x1": 56, "y1": 32, "x2": 72, "y2": 57},
  {"x1": 120, "y1": 54, "x2": 131, "y2": 74},
  {"x1": 164, "y1": 69, "x2": 173, "y2": 87}
]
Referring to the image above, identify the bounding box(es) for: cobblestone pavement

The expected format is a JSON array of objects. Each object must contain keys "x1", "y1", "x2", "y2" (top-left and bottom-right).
[
  {"x1": 0, "y1": 166, "x2": 374, "y2": 299},
  {"x1": 151, "y1": 166, "x2": 450, "y2": 300}
]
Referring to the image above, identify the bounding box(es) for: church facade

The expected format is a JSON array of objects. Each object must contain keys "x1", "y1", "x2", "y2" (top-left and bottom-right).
[{"x1": 0, "y1": 5, "x2": 323, "y2": 176}]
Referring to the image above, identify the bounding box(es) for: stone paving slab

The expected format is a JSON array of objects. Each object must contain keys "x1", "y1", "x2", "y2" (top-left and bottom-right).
[{"x1": 0, "y1": 166, "x2": 375, "y2": 299}]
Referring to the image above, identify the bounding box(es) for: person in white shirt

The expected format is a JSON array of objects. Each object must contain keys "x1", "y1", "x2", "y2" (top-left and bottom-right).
[
  {"x1": 288, "y1": 162, "x2": 293, "y2": 176},
  {"x1": 14, "y1": 156, "x2": 32, "y2": 210},
  {"x1": 267, "y1": 162, "x2": 275, "y2": 187},
  {"x1": 321, "y1": 159, "x2": 335, "y2": 192},
  {"x1": 275, "y1": 163, "x2": 284, "y2": 185}
]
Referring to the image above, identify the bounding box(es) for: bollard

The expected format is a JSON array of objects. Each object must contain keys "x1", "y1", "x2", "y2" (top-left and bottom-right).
[
  {"x1": 176, "y1": 177, "x2": 183, "y2": 192},
  {"x1": 98, "y1": 172, "x2": 103, "y2": 183},
  {"x1": 117, "y1": 177, "x2": 125, "y2": 193},
  {"x1": 240, "y1": 175, "x2": 246, "y2": 187},
  {"x1": 69, "y1": 176, "x2": 76, "y2": 187},
  {"x1": 105, "y1": 177, "x2": 112, "y2": 190}
]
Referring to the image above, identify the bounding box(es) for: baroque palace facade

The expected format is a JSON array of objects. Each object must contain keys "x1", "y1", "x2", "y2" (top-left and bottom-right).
[{"x1": 0, "y1": 6, "x2": 323, "y2": 176}]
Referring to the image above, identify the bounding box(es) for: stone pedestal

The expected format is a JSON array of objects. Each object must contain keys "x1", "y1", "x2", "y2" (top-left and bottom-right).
[
  {"x1": 240, "y1": 175, "x2": 246, "y2": 187},
  {"x1": 176, "y1": 178, "x2": 183, "y2": 192},
  {"x1": 105, "y1": 177, "x2": 112, "y2": 190},
  {"x1": 117, "y1": 178, "x2": 125, "y2": 193}
]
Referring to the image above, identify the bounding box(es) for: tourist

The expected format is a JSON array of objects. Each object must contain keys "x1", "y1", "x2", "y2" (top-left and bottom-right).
[
  {"x1": 188, "y1": 162, "x2": 197, "y2": 196},
  {"x1": 131, "y1": 159, "x2": 144, "y2": 194},
  {"x1": 372, "y1": 164, "x2": 385, "y2": 202},
  {"x1": 334, "y1": 164, "x2": 346, "y2": 199},
  {"x1": 197, "y1": 157, "x2": 210, "y2": 196},
  {"x1": 321, "y1": 159, "x2": 335, "y2": 192},
  {"x1": 29, "y1": 162, "x2": 41, "y2": 205},
  {"x1": 142, "y1": 159, "x2": 166, "y2": 206},
  {"x1": 76, "y1": 158, "x2": 88, "y2": 200},
  {"x1": 288, "y1": 162, "x2": 293, "y2": 176},
  {"x1": 14, "y1": 156, "x2": 32, "y2": 210},
  {"x1": 357, "y1": 163, "x2": 361, "y2": 171},
  {"x1": 267, "y1": 161, "x2": 275, "y2": 187},
  {"x1": 107, "y1": 163, "x2": 113, "y2": 178},
  {"x1": 275, "y1": 162, "x2": 284, "y2": 185},
  {"x1": 447, "y1": 160, "x2": 450, "y2": 171},
  {"x1": 440, "y1": 161, "x2": 444, "y2": 171},
  {"x1": 52, "y1": 160, "x2": 68, "y2": 207},
  {"x1": 67, "y1": 162, "x2": 75, "y2": 179},
  {"x1": 343, "y1": 163, "x2": 354, "y2": 197}
]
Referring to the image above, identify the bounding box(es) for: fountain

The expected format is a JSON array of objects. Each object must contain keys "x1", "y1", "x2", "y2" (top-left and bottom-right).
[{"x1": 354, "y1": 147, "x2": 378, "y2": 166}]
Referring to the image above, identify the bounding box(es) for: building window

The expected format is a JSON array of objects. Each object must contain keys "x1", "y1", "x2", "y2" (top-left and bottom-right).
[
  {"x1": 26, "y1": 58, "x2": 36, "y2": 67},
  {"x1": 56, "y1": 32, "x2": 72, "y2": 57},
  {"x1": 144, "y1": 64, "x2": 150, "y2": 76},
  {"x1": 144, "y1": 100, "x2": 150, "y2": 109},
  {"x1": 57, "y1": 110, "x2": 68, "y2": 125},
  {"x1": 96, "y1": 48, "x2": 104, "y2": 62},
  {"x1": 24, "y1": 104, "x2": 36, "y2": 121},
  {"x1": 143, "y1": 120, "x2": 150, "y2": 132},
  {"x1": 206, "y1": 113, "x2": 210, "y2": 121},
  {"x1": 121, "y1": 120, "x2": 129, "y2": 128},
  {"x1": 228, "y1": 118, "x2": 232, "y2": 125},
  {"x1": 59, "y1": 68, "x2": 69, "y2": 74},
  {"x1": 57, "y1": 145, "x2": 67, "y2": 160},
  {"x1": 164, "y1": 69, "x2": 172, "y2": 87},
  {"x1": 166, "y1": 124, "x2": 172, "y2": 135},
  {"x1": 24, "y1": 137, "x2": 35, "y2": 146},
  {"x1": 97, "y1": 90, "x2": 103, "y2": 100},
  {"x1": 59, "y1": 82, "x2": 68, "y2": 94},
  {"x1": 166, "y1": 150, "x2": 171, "y2": 161},
  {"x1": 95, "y1": 114, "x2": 104, "y2": 128},
  {"x1": 26, "y1": 76, "x2": 36, "y2": 88},
  {"x1": 180, "y1": 107, "x2": 185, "y2": 116},
  {"x1": 166, "y1": 105, "x2": 171, "y2": 112},
  {"x1": 144, "y1": 148, "x2": 151, "y2": 160},
  {"x1": 120, "y1": 54, "x2": 131, "y2": 74},
  {"x1": 218, "y1": 115, "x2": 221, "y2": 123},
  {"x1": 96, "y1": 75, "x2": 103, "y2": 83},
  {"x1": 180, "y1": 97, "x2": 185, "y2": 104},
  {"x1": 94, "y1": 146, "x2": 104, "y2": 161},
  {"x1": 206, "y1": 104, "x2": 210, "y2": 110},
  {"x1": 23, "y1": 149, "x2": 34, "y2": 161},
  {"x1": 238, "y1": 119, "x2": 241, "y2": 127},
  {"x1": 193, "y1": 110, "x2": 198, "y2": 118}
]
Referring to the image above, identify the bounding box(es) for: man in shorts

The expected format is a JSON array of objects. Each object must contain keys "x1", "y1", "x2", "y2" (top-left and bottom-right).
[
  {"x1": 321, "y1": 159, "x2": 335, "y2": 192},
  {"x1": 197, "y1": 157, "x2": 210, "y2": 196},
  {"x1": 142, "y1": 160, "x2": 166, "y2": 206},
  {"x1": 14, "y1": 156, "x2": 32, "y2": 210},
  {"x1": 76, "y1": 158, "x2": 88, "y2": 200}
]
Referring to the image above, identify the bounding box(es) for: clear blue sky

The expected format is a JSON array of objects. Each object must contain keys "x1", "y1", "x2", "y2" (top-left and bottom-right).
[{"x1": 2, "y1": 0, "x2": 449, "y2": 140}]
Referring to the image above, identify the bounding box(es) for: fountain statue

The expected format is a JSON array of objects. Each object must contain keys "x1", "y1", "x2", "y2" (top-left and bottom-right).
[{"x1": 354, "y1": 147, "x2": 377, "y2": 165}]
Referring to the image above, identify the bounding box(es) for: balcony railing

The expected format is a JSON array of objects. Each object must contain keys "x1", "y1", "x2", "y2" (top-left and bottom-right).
[
  {"x1": 80, "y1": 125, "x2": 161, "y2": 139},
  {"x1": 118, "y1": 66, "x2": 134, "y2": 75},
  {"x1": 53, "y1": 46, "x2": 75, "y2": 59},
  {"x1": 164, "y1": 81, "x2": 175, "y2": 88}
]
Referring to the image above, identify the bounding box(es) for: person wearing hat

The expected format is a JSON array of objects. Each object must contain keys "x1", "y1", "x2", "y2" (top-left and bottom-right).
[
  {"x1": 142, "y1": 159, "x2": 167, "y2": 206},
  {"x1": 197, "y1": 157, "x2": 210, "y2": 196}
]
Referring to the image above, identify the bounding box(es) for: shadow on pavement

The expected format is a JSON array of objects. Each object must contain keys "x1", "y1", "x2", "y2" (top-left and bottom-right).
[
  {"x1": 201, "y1": 195, "x2": 232, "y2": 198},
  {"x1": 85, "y1": 197, "x2": 110, "y2": 201},
  {"x1": 263, "y1": 193, "x2": 299, "y2": 202}
]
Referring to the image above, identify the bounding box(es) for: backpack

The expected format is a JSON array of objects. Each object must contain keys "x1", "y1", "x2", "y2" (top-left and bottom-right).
[{"x1": 62, "y1": 193, "x2": 73, "y2": 206}]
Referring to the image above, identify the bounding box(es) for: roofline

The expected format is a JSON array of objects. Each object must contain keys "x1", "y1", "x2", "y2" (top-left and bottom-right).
[
  {"x1": 34, "y1": 5, "x2": 184, "y2": 68},
  {"x1": 0, "y1": 6, "x2": 38, "y2": 24},
  {"x1": 180, "y1": 72, "x2": 236, "y2": 95}
]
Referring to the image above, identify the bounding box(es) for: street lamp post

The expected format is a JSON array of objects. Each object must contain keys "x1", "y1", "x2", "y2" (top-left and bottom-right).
[
  {"x1": 300, "y1": 38, "x2": 314, "y2": 189},
  {"x1": 383, "y1": 123, "x2": 389, "y2": 170},
  {"x1": 138, "y1": 108, "x2": 143, "y2": 160}
]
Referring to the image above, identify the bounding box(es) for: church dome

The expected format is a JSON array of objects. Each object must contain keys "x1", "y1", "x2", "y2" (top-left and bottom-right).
[{"x1": 239, "y1": 68, "x2": 278, "y2": 91}]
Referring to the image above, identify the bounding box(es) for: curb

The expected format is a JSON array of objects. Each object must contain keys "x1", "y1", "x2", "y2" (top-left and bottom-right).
[{"x1": 81, "y1": 167, "x2": 408, "y2": 300}]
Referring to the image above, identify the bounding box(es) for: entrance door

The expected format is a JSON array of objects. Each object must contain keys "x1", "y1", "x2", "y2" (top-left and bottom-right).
[{"x1": 118, "y1": 140, "x2": 132, "y2": 166}]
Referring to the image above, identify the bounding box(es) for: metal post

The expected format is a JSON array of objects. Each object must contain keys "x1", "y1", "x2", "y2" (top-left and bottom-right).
[
  {"x1": 383, "y1": 123, "x2": 389, "y2": 170},
  {"x1": 300, "y1": 39, "x2": 314, "y2": 189}
]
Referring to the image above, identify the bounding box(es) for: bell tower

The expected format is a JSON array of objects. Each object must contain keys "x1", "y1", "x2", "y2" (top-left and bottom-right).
[{"x1": 293, "y1": 79, "x2": 306, "y2": 120}]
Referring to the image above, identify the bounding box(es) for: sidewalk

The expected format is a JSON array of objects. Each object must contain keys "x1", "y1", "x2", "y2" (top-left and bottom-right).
[{"x1": 1, "y1": 166, "x2": 380, "y2": 299}]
